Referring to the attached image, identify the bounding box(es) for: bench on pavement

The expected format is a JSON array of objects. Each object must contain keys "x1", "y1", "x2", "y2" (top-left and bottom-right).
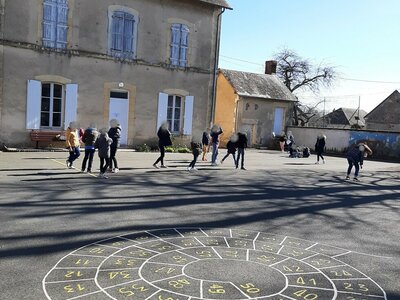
[{"x1": 30, "y1": 130, "x2": 63, "y2": 148}]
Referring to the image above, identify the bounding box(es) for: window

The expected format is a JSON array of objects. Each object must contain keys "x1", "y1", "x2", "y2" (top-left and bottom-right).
[
  {"x1": 42, "y1": 0, "x2": 68, "y2": 49},
  {"x1": 110, "y1": 11, "x2": 136, "y2": 58},
  {"x1": 170, "y1": 24, "x2": 189, "y2": 67},
  {"x1": 167, "y1": 95, "x2": 182, "y2": 133},
  {"x1": 157, "y1": 93, "x2": 194, "y2": 135},
  {"x1": 26, "y1": 80, "x2": 77, "y2": 130},
  {"x1": 40, "y1": 83, "x2": 63, "y2": 127}
]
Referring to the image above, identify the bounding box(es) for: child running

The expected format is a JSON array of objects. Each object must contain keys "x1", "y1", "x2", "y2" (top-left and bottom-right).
[
  {"x1": 220, "y1": 138, "x2": 237, "y2": 166},
  {"x1": 94, "y1": 129, "x2": 113, "y2": 178},
  {"x1": 187, "y1": 141, "x2": 202, "y2": 171}
]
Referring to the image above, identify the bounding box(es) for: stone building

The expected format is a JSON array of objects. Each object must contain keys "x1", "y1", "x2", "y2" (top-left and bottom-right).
[
  {"x1": 215, "y1": 62, "x2": 296, "y2": 147},
  {"x1": 0, "y1": 0, "x2": 230, "y2": 147}
]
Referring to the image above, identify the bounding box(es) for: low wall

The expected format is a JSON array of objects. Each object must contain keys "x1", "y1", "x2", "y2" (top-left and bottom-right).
[{"x1": 287, "y1": 126, "x2": 400, "y2": 160}]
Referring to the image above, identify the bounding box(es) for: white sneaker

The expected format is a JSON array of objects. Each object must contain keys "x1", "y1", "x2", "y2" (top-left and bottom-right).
[
  {"x1": 187, "y1": 166, "x2": 192, "y2": 171},
  {"x1": 211, "y1": 162, "x2": 217, "y2": 166},
  {"x1": 192, "y1": 167, "x2": 198, "y2": 171},
  {"x1": 112, "y1": 168, "x2": 119, "y2": 173},
  {"x1": 315, "y1": 161, "x2": 319, "y2": 164}
]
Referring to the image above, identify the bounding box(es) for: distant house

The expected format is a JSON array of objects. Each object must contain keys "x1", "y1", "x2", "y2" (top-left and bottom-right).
[
  {"x1": 317, "y1": 108, "x2": 367, "y2": 129},
  {"x1": 215, "y1": 62, "x2": 297, "y2": 147},
  {"x1": 364, "y1": 90, "x2": 400, "y2": 131}
]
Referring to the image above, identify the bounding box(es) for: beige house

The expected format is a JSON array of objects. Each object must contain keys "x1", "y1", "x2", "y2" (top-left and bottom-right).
[
  {"x1": 215, "y1": 64, "x2": 297, "y2": 147},
  {"x1": 0, "y1": 0, "x2": 231, "y2": 147}
]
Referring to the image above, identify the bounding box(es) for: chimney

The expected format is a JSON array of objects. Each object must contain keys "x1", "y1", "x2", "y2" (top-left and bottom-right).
[{"x1": 265, "y1": 60, "x2": 277, "y2": 74}]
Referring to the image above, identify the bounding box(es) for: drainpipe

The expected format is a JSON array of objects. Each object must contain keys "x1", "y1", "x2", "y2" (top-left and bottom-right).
[{"x1": 210, "y1": 7, "x2": 226, "y2": 126}]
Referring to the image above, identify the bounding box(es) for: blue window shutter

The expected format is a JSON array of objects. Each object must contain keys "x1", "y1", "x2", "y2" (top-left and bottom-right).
[
  {"x1": 26, "y1": 80, "x2": 42, "y2": 129},
  {"x1": 56, "y1": 2, "x2": 68, "y2": 48},
  {"x1": 65, "y1": 84, "x2": 78, "y2": 130},
  {"x1": 170, "y1": 24, "x2": 181, "y2": 65},
  {"x1": 123, "y1": 15, "x2": 135, "y2": 55},
  {"x1": 179, "y1": 25, "x2": 189, "y2": 67},
  {"x1": 157, "y1": 93, "x2": 169, "y2": 131},
  {"x1": 43, "y1": 0, "x2": 56, "y2": 47},
  {"x1": 111, "y1": 12, "x2": 124, "y2": 53},
  {"x1": 183, "y1": 96, "x2": 194, "y2": 135}
]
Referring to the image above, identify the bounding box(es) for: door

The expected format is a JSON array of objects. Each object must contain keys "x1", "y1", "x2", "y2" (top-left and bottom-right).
[
  {"x1": 109, "y1": 95, "x2": 129, "y2": 145},
  {"x1": 273, "y1": 107, "x2": 284, "y2": 135}
]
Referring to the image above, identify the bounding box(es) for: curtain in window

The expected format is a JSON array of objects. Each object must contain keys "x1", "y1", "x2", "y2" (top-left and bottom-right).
[
  {"x1": 43, "y1": 0, "x2": 68, "y2": 49},
  {"x1": 111, "y1": 11, "x2": 135, "y2": 57},
  {"x1": 170, "y1": 24, "x2": 189, "y2": 67}
]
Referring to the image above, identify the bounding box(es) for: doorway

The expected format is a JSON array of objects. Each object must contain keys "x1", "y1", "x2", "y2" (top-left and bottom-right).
[{"x1": 109, "y1": 91, "x2": 129, "y2": 145}]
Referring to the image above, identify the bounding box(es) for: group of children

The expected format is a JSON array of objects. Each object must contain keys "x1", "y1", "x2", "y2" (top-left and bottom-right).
[
  {"x1": 187, "y1": 128, "x2": 248, "y2": 171},
  {"x1": 65, "y1": 120, "x2": 121, "y2": 179}
]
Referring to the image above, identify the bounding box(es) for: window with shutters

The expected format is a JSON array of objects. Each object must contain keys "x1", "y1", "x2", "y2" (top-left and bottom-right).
[
  {"x1": 170, "y1": 24, "x2": 189, "y2": 67},
  {"x1": 40, "y1": 83, "x2": 64, "y2": 128},
  {"x1": 167, "y1": 95, "x2": 182, "y2": 133},
  {"x1": 109, "y1": 10, "x2": 136, "y2": 58},
  {"x1": 42, "y1": 0, "x2": 68, "y2": 49}
]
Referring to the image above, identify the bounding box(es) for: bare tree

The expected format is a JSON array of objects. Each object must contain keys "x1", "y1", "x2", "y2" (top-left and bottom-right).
[{"x1": 273, "y1": 49, "x2": 336, "y2": 125}]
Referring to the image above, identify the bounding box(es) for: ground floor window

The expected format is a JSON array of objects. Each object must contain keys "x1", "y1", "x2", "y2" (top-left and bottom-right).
[
  {"x1": 40, "y1": 83, "x2": 63, "y2": 127},
  {"x1": 167, "y1": 95, "x2": 182, "y2": 133},
  {"x1": 157, "y1": 92, "x2": 194, "y2": 135},
  {"x1": 26, "y1": 79, "x2": 77, "y2": 130}
]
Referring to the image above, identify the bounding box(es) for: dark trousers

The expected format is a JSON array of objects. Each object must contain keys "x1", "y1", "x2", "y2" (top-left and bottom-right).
[
  {"x1": 221, "y1": 153, "x2": 236, "y2": 165},
  {"x1": 317, "y1": 151, "x2": 324, "y2": 161},
  {"x1": 109, "y1": 146, "x2": 118, "y2": 169},
  {"x1": 154, "y1": 145, "x2": 165, "y2": 166},
  {"x1": 81, "y1": 148, "x2": 95, "y2": 171},
  {"x1": 347, "y1": 158, "x2": 360, "y2": 177},
  {"x1": 68, "y1": 147, "x2": 80, "y2": 165},
  {"x1": 236, "y1": 148, "x2": 245, "y2": 168},
  {"x1": 100, "y1": 157, "x2": 110, "y2": 173},
  {"x1": 188, "y1": 153, "x2": 199, "y2": 168}
]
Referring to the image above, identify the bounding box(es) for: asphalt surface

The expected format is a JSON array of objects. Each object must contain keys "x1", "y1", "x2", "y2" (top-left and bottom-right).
[{"x1": 0, "y1": 149, "x2": 399, "y2": 300}]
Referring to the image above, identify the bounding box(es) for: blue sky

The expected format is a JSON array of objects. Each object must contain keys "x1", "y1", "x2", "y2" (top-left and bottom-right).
[{"x1": 218, "y1": 0, "x2": 400, "y2": 112}]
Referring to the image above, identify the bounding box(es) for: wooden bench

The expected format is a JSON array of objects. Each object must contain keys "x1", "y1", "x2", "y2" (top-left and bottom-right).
[{"x1": 30, "y1": 130, "x2": 63, "y2": 148}]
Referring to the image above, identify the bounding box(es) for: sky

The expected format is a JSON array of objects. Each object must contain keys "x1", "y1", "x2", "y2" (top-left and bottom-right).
[{"x1": 218, "y1": 0, "x2": 400, "y2": 113}]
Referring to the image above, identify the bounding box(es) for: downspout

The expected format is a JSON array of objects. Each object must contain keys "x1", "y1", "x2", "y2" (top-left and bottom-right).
[{"x1": 210, "y1": 7, "x2": 226, "y2": 126}]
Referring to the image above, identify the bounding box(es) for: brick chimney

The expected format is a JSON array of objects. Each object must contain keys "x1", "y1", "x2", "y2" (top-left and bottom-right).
[{"x1": 265, "y1": 60, "x2": 277, "y2": 74}]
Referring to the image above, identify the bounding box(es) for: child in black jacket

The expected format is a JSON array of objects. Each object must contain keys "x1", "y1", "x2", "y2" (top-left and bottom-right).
[{"x1": 221, "y1": 140, "x2": 237, "y2": 166}]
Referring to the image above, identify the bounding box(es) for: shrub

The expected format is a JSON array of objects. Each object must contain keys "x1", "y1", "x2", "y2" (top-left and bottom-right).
[{"x1": 135, "y1": 143, "x2": 151, "y2": 152}]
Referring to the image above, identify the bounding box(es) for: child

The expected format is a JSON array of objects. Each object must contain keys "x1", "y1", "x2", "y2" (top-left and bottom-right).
[
  {"x1": 81, "y1": 124, "x2": 98, "y2": 173},
  {"x1": 315, "y1": 134, "x2": 326, "y2": 164},
  {"x1": 201, "y1": 130, "x2": 210, "y2": 161},
  {"x1": 220, "y1": 139, "x2": 237, "y2": 166},
  {"x1": 153, "y1": 122, "x2": 172, "y2": 169},
  {"x1": 108, "y1": 119, "x2": 121, "y2": 173},
  {"x1": 65, "y1": 121, "x2": 80, "y2": 169},
  {"x1": 236, "y1": 132, "x2": 248, "y2": 170},
  {"x1": 346, "y1": 143, "x2": 372, "y2": 181},
  {"x1": 94, "y1": 129, "x2": 113, "y2": 178},
  {"x1": 187, "y1": 141, "x2": 202, "y2": 171}
]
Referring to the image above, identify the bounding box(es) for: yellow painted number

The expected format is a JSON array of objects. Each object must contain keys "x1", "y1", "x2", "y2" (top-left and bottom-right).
[
  {"x1": 172, "y1": 255, "x2": 187, "y2": 263},
  {"x1": 257, "y1": 255, "x2": 276, "y2": 263},
  {"x1": 155, "y1": 266, "x2": 176, "y2": 274},
  {"x1": 64, "y1": 271, "x2": 83, "y2": 278},
  {"x1": 196, "y1": 250, "x2": 212, "y2": 257},
  {"x1": 64, "y1": 284, "x2": 85, "y2": 293},
  {"x1": 208, "y1": 284, "x2": 226, "y2": 294},
  {"x1": 74, "y1": 259, "x2": 90, "y2": 265},
  {"x1": 296, "y1": 277, "x2": 317, "y2": 286},
  {"x1": 293, "y1": 289, "x2": 318, "y2": 300},
  {"x1": 89, "y1": 247, "x2": 105, "y2": 254},
  {"x1": 109, "y1": 271, "x2": 131, "y2": 280},
  {"x1": 240, "y1": 283, "x2": 260, "y2": 294},
  {"x1": 169, "y1": 279, "x2": 190, "y2": 289}
]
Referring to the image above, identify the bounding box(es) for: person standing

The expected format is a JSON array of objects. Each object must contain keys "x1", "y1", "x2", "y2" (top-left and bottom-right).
[
  {"x1": 220, "y1": 138, "x2": 237, "y2": 166},
  {"x1": 315, "y1": 134, "x2": 326, "y2": 164},
  {"x1": 201, "y1": 130, "x2": 210, "y2": 161},
  {"x1": 81, "y1": 123, "x2": 98, "y2": 173},
  {"x1": 187, "y1": 141, "x2": 201, "y2": 171},
  {"x1": 94, "y1": 129, "x2": 113, "y2": 178},
  {"x1": 65, "y1": 121, "x2": 80, "y2": 169},
  {"x1": 279, "y1": 132, "x2": 287, "y2": 152},
  {"x1": 210, "y1": 125, "x2": 223, "y2": 166},
  {"x1": 153, "y1": 122, "x2": 172, "y2": 169},
  {"x1": 108, "y1": 119, "x2": 121, "y2": 173},
  {"x1": 236, "y1": 132, "x2": 248, "y2": 170},
  {"x1": 346, "y1": 143, "x2": 372, "y2": 181}
]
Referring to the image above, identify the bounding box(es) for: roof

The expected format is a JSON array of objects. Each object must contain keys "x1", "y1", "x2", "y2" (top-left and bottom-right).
[
  {"x1": 322, "y1": 108, "x2": 367, "y2": 127},
  {"x1": 198, "y1": 0, "x2": 232, "y2": 9},
  {"x1": 365, "y1": 90, "x2": 400, "y2": 119},
  {"x1": 219, "y1": 69, "x2": 297, "y2": 101}
]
